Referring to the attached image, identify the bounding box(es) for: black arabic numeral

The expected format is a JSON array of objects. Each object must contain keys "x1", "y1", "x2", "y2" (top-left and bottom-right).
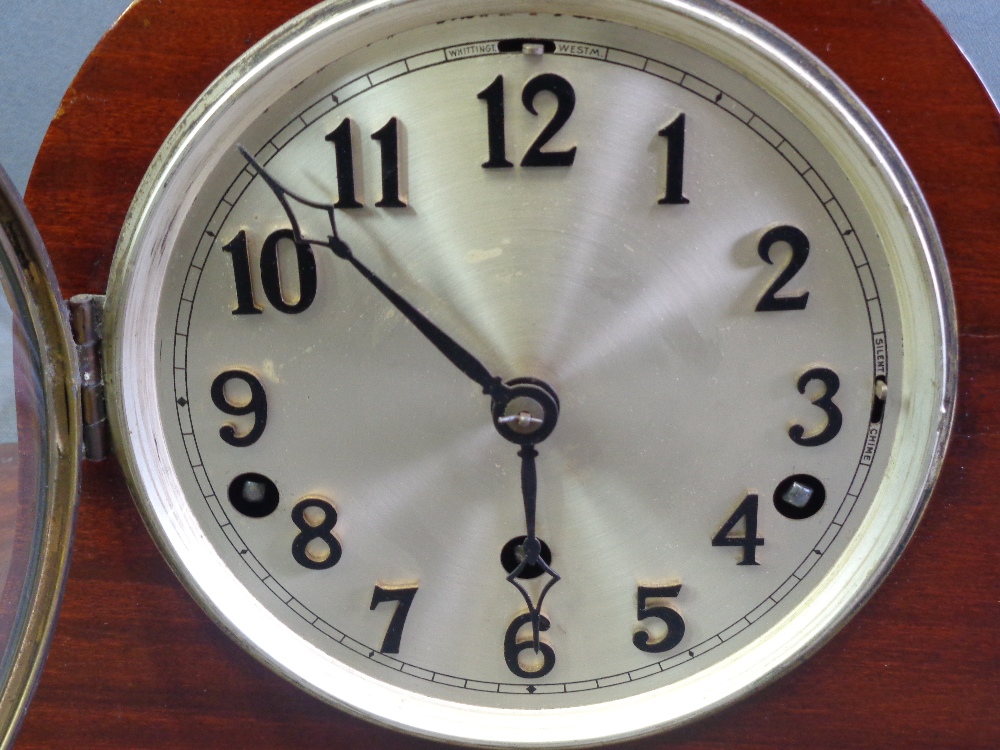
[
  {"x1": 520, "y1": 73, "x2": 577, "y2": 167},
  {"x1": 326, "y1": 118, "x2": 364, "y2": 208},
  {"x1": 790, "y1": 367, "x2": 843, "y2": 446},
  {"x1": 478, "y1": 75, "x2": 513, "y2": 169},
  {"x1": 210, "y1": 369, "x2": 268, "y2": 447},
  {"x1": 291, "y1": 498, "x2": 343, "y2": 570},
  {"x1": 504, "y1": 612, "x2": 556, "y2": 678},
  {"x1": 755, "y1": 225, "x2": 810, "y2": 311},
  {"x1": 711, "y1": 494, "x2": 764, "y2": 565},
  {"x1": 222, "y1": 230, "x2": 262, "y2": 315},
  {"x1": 633, "y1": 584, "x2": 685, "y2": 653},
  {"x1": 371, "y1": 117, "x2": 407, "y2": 208},
  {"x1": 658, "y1": 114, "x2": 690, "y2": 205},
  {"x1": 370, "y1": 585, "x2": 419, "y2": 654},
  {"x1": 260, "y1": 228, "x2": 317, "y2": 314}
]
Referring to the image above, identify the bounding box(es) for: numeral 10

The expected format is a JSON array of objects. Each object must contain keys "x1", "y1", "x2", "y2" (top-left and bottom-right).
[{"x1": 223, "y1": 228, "x2": 317, "y2": 315}]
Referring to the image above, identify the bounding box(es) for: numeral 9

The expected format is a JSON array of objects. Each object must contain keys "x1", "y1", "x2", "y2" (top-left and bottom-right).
[{"x1": 211, "y1": 370, "x2": 268, "y2": 447}]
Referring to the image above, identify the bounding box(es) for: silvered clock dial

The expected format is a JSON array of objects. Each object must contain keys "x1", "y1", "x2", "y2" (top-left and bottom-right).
[{"x1": 103, "y1": 0, "x2": 955, "y2": 745}]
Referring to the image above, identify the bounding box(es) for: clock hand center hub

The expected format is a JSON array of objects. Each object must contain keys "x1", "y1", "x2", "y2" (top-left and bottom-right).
[{"x1": 491, "y1": 378, "x2": 560, "y2": 445}]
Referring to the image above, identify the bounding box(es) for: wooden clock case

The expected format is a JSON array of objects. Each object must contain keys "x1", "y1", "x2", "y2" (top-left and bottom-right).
[{"x1": 14, "y1": 0, "x2": 1000, "y2": 747}]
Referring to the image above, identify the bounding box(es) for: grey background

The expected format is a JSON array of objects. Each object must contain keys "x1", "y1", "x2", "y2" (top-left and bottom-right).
[{"x1": 0, "y1": 1, "x2": 997, "y2": 194}]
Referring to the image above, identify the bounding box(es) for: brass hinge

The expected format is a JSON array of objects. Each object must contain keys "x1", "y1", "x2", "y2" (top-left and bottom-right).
[{"x1": 68, "y1": 294, "x2": 110, "y2": 461}]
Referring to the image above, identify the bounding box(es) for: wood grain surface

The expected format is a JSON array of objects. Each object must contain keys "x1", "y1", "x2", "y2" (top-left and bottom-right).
[{"x1": 17, "y1": 1, "x2": 1000, "y2": 748}]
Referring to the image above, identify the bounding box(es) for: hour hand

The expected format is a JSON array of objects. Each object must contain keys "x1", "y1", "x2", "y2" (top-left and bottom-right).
[
  {"x1": 505, "y1": 443, "x2": 560, "y2": 651},
  {"x1": 238, "y1": 146, "x2": 510, "y2": 402}
]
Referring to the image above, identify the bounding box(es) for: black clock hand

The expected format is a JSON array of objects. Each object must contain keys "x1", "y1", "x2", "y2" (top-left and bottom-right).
[
  {"x1": 242, "y1": 146, "x2": 564, "y2": 652},
  {"x1": 239, "y1": 146, "x2": 510, "y2": 402},
  {"x1": 505, "y1": 443, "x2": 560, "y2": 652},
  {"x1": 520, "y1": 445, "x2": 539, "y2": 545}
]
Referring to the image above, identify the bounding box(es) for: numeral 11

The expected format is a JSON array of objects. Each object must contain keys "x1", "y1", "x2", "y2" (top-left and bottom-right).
[{"x1": 325, "y1": 117, "x2": 408, "y2": 208}]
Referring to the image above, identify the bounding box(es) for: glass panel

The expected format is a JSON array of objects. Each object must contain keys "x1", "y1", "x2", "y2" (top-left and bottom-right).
[
  {"x1": 0, "y1": 259, "x2": 42, "y2": 682},
  {"x1": 0, "y1": 165, "x2": 78, "y2": 748}
]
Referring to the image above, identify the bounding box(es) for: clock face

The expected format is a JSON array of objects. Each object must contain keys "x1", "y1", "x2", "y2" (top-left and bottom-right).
[{"x1": 105, "y1": 0, "x2": 953, "y2": 745}]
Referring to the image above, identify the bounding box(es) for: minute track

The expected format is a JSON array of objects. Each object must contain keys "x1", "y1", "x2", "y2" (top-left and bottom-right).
[{"x1": 163, "y1": 17, "x2": 898, "y2": 706}]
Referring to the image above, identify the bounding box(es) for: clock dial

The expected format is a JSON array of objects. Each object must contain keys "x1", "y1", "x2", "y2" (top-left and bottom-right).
[{"x1": 104, "y1": 1, "x2": 952, "y2": 745}]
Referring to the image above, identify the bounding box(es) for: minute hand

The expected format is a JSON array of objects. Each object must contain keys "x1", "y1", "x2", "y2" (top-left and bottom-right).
[
  {"x1": 239, "y1": 146, "x2": 510, "y2": 402},
  {"x1": 329, "y1": 235, "x2": 509, "y2": 400}
]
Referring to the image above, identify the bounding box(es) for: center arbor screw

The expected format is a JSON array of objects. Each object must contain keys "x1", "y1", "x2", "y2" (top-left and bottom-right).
[{"x1": 491, "y1": 377, "x2": 560, "y2": 445}]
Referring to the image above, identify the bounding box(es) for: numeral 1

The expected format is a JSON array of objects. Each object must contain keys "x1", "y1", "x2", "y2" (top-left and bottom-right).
[
  {"x1": 370, "y1": 585, "x2": 419, "y2": 654},
  {"x1": 325, "y1": 119, "x2": 364, "y2": 208},
  {"x1": 222, "y1": 231, "x2": 262, "y2": 315},
  {"x1": 478, "y1": 75, "x2": 514, "y2": 169},
  {"x1": 371, "y1": 117, "x2": 407, "y2": 207},
  {"x1": 658, "y1": 114, "x2": 690, "y2": 205}
]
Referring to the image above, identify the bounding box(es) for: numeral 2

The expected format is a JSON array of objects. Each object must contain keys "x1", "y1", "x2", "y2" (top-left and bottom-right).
[
  {"x1": 325, "y1": 117, "x2": 408, "y2": 208},
  {"x1": 755, "y1": 225, "x2": 810, "y2": 311},
  {"x1": 370, "y1": 585, "x2": 419, "y2": 654},
  {"x1": 478, "y1": 74, "x2": 577, "y2": 169}
]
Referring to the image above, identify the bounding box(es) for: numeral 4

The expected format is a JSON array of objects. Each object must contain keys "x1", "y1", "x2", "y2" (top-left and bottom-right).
[{"x1": 712, "y1": 494, "x2": 765, "y2": 566}]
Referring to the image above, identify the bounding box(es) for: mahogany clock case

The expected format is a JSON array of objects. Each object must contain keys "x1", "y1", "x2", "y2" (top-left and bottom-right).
[{"x1": 12, "y1": 0, "x2": 1000, "y2": 748}]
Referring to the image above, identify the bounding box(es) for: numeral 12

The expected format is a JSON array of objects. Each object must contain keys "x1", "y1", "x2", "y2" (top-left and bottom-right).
[{"x1": 478, "y1": 73, "x2": 578, "y2": 168}]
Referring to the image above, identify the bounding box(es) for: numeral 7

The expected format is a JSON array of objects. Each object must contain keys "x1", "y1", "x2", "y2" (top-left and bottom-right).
[{"x1": 370, "y1": 584, "x2": 419, "y2": 654}]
